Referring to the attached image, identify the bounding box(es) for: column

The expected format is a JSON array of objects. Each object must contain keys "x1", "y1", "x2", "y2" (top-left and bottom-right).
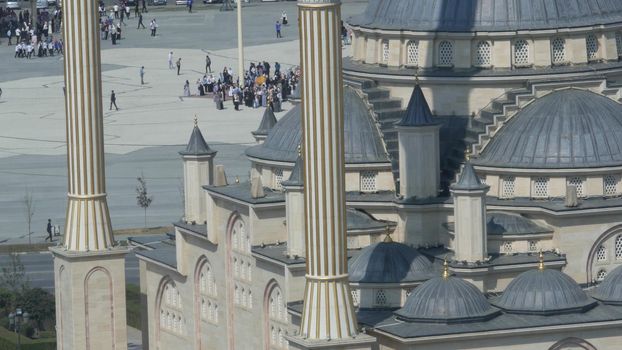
[{"x1": 298, "y1": 0, "x2": 357, "y2": 341}]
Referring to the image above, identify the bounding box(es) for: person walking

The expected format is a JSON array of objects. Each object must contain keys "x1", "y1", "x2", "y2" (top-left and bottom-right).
[
  {"x1": 137, "y1": 12, "x2": 145, "y2": 29},
  {"x1": 110, "y1": 90, "x2": 119, "y2": 110},
  {"x1": 187, "y1": 0, "x2": 193, "y2": 13},
  {"x1": 140, "y1": 66, "x2": 145, "y2": 85},
  {"x1": 6, "y1": 29, "x2": 12, "y2": 45},
  {"x1": 45, "y1": 219, "x2": 53, "y2": 242},
  {"x1": 168, "y1": 51, "x2": 174, "y2": 69},
  {"x1": 141, "y1": 0, "x2": 148, "y2": 13},
  {"x1": 205, "y1": 54, "x2": 212, "y2": 73},
  {"x1": 275, "y1": 20, "x2": 282, "y2": 38},
  {"x1": 176, "y1": 57, "x2": 182, "y2": 75}
]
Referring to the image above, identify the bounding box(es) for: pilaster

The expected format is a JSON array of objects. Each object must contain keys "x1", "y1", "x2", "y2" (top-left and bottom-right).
[{"x1": 398, "y1": 125, "x2": 441, "y2": 199}]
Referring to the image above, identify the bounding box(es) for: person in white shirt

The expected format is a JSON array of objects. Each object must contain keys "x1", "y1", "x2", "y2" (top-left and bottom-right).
[
  {"x1": 168, "y1": 51, "x2": 174, "y2": 69},
  {"x1": 113, "y1": 4, "x2": 119, "y2": 18}
]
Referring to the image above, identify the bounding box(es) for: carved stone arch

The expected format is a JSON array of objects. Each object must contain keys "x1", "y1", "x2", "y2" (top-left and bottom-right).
[
  {"x1": 263, "y1": 279, "x2": 281, "y2": 350},
  {"x1": 84, "y1": 267, "x2": 114, "y2": 350},
  {"x1": 154, "y1": 275, "x2": 174, "y2": 350},
  {"x1": 193, "y1": 255, "x2": 212, "y2": 350},
  {"x1": 549, "y1": 337, "x2": 597, "y2": 350},
  {"x1": 586, "y1": 224, "x2": 622, "y2": 283}
]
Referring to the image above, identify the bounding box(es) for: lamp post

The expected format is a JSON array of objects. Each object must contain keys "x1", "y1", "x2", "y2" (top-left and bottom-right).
[{"x1": 8, "y1": 308, "x2": 29, "y2": 350}]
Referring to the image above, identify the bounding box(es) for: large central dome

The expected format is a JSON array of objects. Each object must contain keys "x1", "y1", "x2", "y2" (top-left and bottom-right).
[{"x1": 349, "y1": 0, "x2": 622, "y2": 32}]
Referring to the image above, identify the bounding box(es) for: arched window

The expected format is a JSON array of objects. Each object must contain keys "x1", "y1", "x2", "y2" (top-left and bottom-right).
[
  {"x1": 196, "y1": 259, "x2": 218, "y2": 324},
  {"x1": 616, "y1": 32, "x2": 622, "y2": 58},
  {"x1": 407, "y1": 41, "x2": 419, "y2": 66},
  {"x1": 375, "y1": 289, "x2": 387, "y2": 306},
  {"x1": 597, "y1": 269, "x2": 607, "y2": 281},
  {"x1": 273, "y1": 168, "x2": 284, "y2": 190},
  {"x1": 500, "y1": 176, "x2": 515, "y2": 199},
  {"x1": 360, "y1": 171, "x2": 378, "y2": 192},
  {"x1": 596, "y1": 245, "x2": 607, "y2": 262},
  {"x1": 586, "y1": 34, "x2": 599, "y2": 61},
  {"x1": 266, "y1": 283, "x2": 288, "y2": 349},
  {"x1": 616, "y1": 235, "x2": 622, "y2": 259},
  {"x1": 502, "y1": 241, "x2": 513, "y2": 253},
  {"x1": 159, "y1": 279, "x2": 184, "y2": 334},
  {"x1": 351, "y1": 289, "x2": 360, "y2": 307},
  {"x1": 551, "y1": 38, "x2": 566, "y2": 64},
  {"x1": 438, "y1": 41, "x2": 454, "y2": 66},
  {"x1": 528, "y1": 241, "x2": 538, "y2": 252},
  {"x1": 604, "y1": 175, "x2": 619, "y2": 196},
  {"x1": 532, "y1": 177, "x2": 549, "y2": 198},
  {"x1": 514, "y1": 39, "x2": 529, "y2": 66},
  {"x1": 549, "y1": 337, "x2": 597, "y2": 350},
  {"x1": 382, "y1": 40, "x2": 390, "y2": 63},
  {"x1": 474, "y1": 41, "x2": 492, "y2": 67},
  {"x1": 567, "y1": 176, "x2": 586, "y2": 198}
]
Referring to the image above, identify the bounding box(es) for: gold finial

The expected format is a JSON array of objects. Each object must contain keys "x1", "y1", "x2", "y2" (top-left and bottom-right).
[
  {"x1": 194, "y1": 115, "x2": 198, "y2": 127},
  {"x1": 465, "y1": 148, "x2": 471, "y2": 161},
  {"x1": 415, "y1": 69, "x2": 420, "y2": 85},
  {"x1": 297, "y1": 144, "x2": 302, "y2": 158},
  {"x1": 538, "y1": 251, "x2": 545, "y2": 271},
  {"x1": 442, "y1": 258, "x2": 450, "y2": 279},
  {"x1": 383, "y1": 226, "x2": 393, "y2": 243},
  {"x1": 235, "y1": 176, "x2": 240, "y2": 184}
]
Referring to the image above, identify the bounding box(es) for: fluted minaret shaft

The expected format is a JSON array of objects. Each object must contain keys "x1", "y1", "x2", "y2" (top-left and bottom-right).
[
  {"x1": 62, "y1": 0, "x2": 114, "y2": 251},
  {"x1": 298, "y1": 0, "x2": 358, "y2": 340}
]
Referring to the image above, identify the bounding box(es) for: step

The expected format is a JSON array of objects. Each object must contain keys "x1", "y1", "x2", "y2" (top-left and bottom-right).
[
  {"x1": 491, "y1": 99, "x2": 512, "y2": 111},
  {"x1": 365, "y1": 88, "x2": 391, "y2": 100},
  {"x1": 375, "y1": 108, "x2": 404, "y2": 121},
  {"x1": 465, "y1": 127, "x2": 484, "y2": 140},
  {"x1": 360, "y1": 80, "x2": 377, "y2": 90},
  {"x1": 369, "y1": 99, "x2": 402, "y2": 110}
]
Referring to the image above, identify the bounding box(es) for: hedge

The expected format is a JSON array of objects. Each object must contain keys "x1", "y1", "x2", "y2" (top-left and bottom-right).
[{"x1": 0, "y1": 326, "x2": 55, "y2": 350}]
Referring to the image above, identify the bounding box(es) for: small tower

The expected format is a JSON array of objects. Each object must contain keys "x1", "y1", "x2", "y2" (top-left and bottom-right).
[
  {"x1": 179, "y1": 118, "x2": 217, "y2": 224},
  {"x1": 396, "y1": 83, "x2": 441, "y2": 199},
  {"x1": 450, "y1": 160, "x2": 489, "y2": 262},
  {"x1": 251, "y1": 107, "x2": 277, "y2": 143},
  {"x1": 282, "y1": 150, "x2": 304, "y2": 258}
]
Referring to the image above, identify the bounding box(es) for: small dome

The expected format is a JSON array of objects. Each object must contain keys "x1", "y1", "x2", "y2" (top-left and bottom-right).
[
  {"x1": 346, "y1": 209, "x2": 387, "y2": 232},
  {"x1": 492, "y1": 269, "x2": 596, "y2": 315},
  {"x1": 348, "y1": 241, "x2": 434, "y2": 283},
  {"x1": 395, "y1": 276, "x2": 499, "y2": 323},
  {"x1": 246, "y1": 87, "x2": 389, "y2": 165},
  {"x1": 475, "y1": 90, "x2": 622, "y2": 169},
  {"x1": 592, "y1": 265, "x2": 622, "y2": 305},
  {"x1": 487, "y1": 212, "x2": 552, "y2": 236},
  {"x1": 349, "y1": 0, "x2": 622, "y2": 32}
]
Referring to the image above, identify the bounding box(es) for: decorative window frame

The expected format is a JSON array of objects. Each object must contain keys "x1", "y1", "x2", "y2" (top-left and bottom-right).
[
  {"x1": 550, "y1": 37, "x2": 568, "y2": 66},
  {"x1": 405, "y1": 40, "x2": 419, "y2": 67},
  {"x1": 437, "y1": 40, "x2": 454, "y2": 67},
  {"x1": 473, "y1": 40, "x2": 493, "y2": 68},
  {"x1": 512, "y1": 39, "x2": 532, "y2": 68}
]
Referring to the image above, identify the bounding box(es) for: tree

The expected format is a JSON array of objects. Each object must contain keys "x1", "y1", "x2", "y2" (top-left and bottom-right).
[
  {"x1": 0, "y1": 252, "x2": 29, "y2": 292},
  {"x1": 23, "y1": 189, "x2": 35, "y2": 245},
  {"x1": 136, "y1": 173, "x2": 153, "y2": 228},
  {"x1": 17, "y1": 288, "x2": 55, "y2": 330}
]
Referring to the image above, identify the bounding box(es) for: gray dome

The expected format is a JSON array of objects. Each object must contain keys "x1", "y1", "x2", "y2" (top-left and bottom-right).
[
  {"x1": 592, "y1": 265, "x2": 622, "y2": 305},
  {"x1": 245, "y1": 87, "x2": 389, "y2": 165},
  {"x1": 349, "y1": 0, "x2": 622, "y2": 32},
  {"x1": 348, "y1": 241, "x2": 434, "y2": 283},
  {"x1": 475, "y1": 90, "x2": 622, "y2": 169},
  {"x1": 487, "y1": 212, "x2": 552, "y2": 236},
  {"x1": 492, "y1": 269, "x2": 596, "y2": 315},
  {"x1": 395, "y1": 276, "x2": 499, "y2": 323}
]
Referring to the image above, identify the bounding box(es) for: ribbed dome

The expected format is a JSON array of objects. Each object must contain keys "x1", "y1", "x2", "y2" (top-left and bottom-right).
[
  {"x1": 395, "y1": 276, "x2": 499, "y2": 323},
  {"x1": 592, "y1": 265, "x2": 622, "y2": 305},
  {"x1": 492, "y1": 269, "x2": 596, "y2": 315},
  {"x1": 245, "y1": 87, "x2": 389, "y2": 165},
  {"x1": 349, "y1": 0, "x2": 622, "y2": 32},
  {"x1": 348, "y1": 241, "x2": 433, "y2": 283},
  {"x1": 487, "y1": 212, "x2": 552, "y2": 236},
  {"x1": 475, "y1": 89, "x2": 622, "y2": 169}
]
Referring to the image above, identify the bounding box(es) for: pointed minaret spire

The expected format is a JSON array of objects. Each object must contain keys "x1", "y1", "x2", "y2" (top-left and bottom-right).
[
  {"x1": 252, "y1": 107, "x2": 278, "y2": 143},
  {"x1": 180, "y1": 117, "x2": 217, "y2": 157},
  {"x1": 396, "y1": 83, "x2": 435, "y2": 127}
]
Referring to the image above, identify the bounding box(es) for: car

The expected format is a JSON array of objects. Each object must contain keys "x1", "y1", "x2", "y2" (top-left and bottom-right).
[
  {"x1": 6, "y1": 1, "x2": 20, "y2": 9},
  {"x1": 47, "y1": 0, "x2": 57, "y2": 6},
  {"x1": 175, "y1": 0, "x2": 186, "y2": 5},
  {"x1": 36, "y1": 0, "x2": 47, "y2": 9},
  {"x1": 126, "y1": 0, "x2": 136, "y2": 5},
  {"x1": 149, "y1": 0, "x2": 167, "y2": 5}
]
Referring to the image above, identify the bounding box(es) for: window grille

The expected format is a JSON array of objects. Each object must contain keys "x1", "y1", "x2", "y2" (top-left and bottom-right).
[
  {"x1": 532, "y1": 177, "x2": 549, "y2": 198},
  {"x1": 474, "y1": 41, "x2": 492, "y2": 66},
  {"x1": 274, "y1": 168, "x2": 284, "y2": 190},
  {"x1": 514, "y1": 39, "x2": 529, "y2": 65},
  {"x1": 567, "y1": 177, "x2": 586, "y2": 198},
  {"x1": 597, "y1": 245, "x2": 607, "y2": 262},
  {"x1": 528, "y1": 241, "x2": 538, "y2": 252},
  {"x1": 407, "y1": 41, "x2": 419, "y2": 65},
  {"x1": 604, "y1": 175, "x2": 619, "y2": 196},
  {"x1": 586, "y1": 34, "x2": 599, "y2": 61},
  {"x1": 360, "y1": 171, "x2": 378, "y2": 192},
  {"x1": 438, "y1": 41, "x2": 454, "y2": 66},
  {"x1": 597, "y1": 269, "x2": 607, "y2": 281},
  {"x1": 375, "y1": 289, "x2": 387, "y2": 306},
  {"x1": 501, "y1": 176, "x2": 515, "y2": 199},
  {"x1": 351, "y1": 289, "x2": 360, "y2": 307},
  {"x1": 617, "y1": 32, "x2": 622, "y2": 57},
  {"x1": 502, "y1": 241, "x2": 513, "y2": 253},
  {"x1": 248, "y1": 290, "x2": 253, "y2": 309},
  {"x1": 551, "y1": 38, "x2": 566, "y2": 64},
  {"x1": 616, "y1": 235, "x2": 622, "y2": 259},
  {"x1": 382, "y1": 40, "x2": 390, "y2": 62}
]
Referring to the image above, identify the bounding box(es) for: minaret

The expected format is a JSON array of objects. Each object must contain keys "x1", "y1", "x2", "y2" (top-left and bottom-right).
[
  {"x1": 450, "y1": 160, "x2": 489, "y2": 262},
  {"x1": 396, "y1": 83, "x2": 441, "y2": 199},
  {"x1": 180, "y1": 117, "x2": 217, "y2": 224},
  {"x1": 290, "y1": 0, "x2": 374, "y2": 348},
  {"x1": 282, "y1": 151, "x2": 305, "y2": 258},
  {"x1": 51, "y1": 0, "x2": 128, "y2": 347}
]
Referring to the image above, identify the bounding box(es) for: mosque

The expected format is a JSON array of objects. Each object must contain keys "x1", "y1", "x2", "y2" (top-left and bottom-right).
[{"x1": 52, "y1": 0, "x2": 622, "y2": 349}]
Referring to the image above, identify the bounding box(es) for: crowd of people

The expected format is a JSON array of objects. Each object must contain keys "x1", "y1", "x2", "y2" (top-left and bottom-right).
[
  {"x1": 186, "y1": 57, "x2": 300, "y2": 113},
  {"x1": 98, "y1": 0, "x2": 157, "y2": 45},
  {"x1": 2, "y1": 7, "x2": 64, "y2": 60}
]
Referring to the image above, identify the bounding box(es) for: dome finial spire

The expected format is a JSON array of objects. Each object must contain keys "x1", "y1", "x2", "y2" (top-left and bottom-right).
[
  {"x1": 442, "y1": 257, "x2": 450, "y2": 279},
  {"x1": 415, "y1": 69, "x2": 420, "y2": 85},
  {"x1": 297, "y1": 144, "x2": 302, "y2": 158},
  {"x1": 538, "y1": 251, "x2": 545, "y2": 271},
  {"x1": 194, "y1": 114, "x2": 198, "y2": 127}
]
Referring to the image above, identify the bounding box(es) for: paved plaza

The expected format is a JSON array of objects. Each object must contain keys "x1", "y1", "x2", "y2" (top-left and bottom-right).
[{"x1": 0, "y1": 1, "x2": 364, "y2": 242}]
